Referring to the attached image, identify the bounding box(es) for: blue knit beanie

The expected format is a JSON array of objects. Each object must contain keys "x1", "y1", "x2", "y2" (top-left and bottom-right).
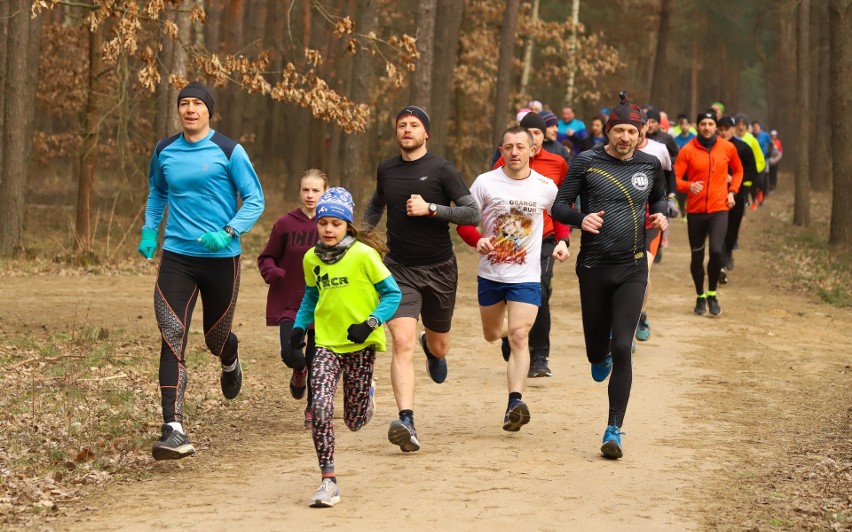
[{"x1": 316, "y1": 187, "x2": 354, "y2": 224}]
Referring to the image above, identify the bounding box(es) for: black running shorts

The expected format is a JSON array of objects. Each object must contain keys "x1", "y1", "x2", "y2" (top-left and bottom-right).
[{"x1": 383, "y1": 255, "x2": 457, "y2": 333}]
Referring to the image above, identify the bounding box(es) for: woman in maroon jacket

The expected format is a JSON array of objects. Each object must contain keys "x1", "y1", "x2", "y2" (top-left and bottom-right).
[{"x1": 258, "y1": 169, "x2": 328, "y2": 428}]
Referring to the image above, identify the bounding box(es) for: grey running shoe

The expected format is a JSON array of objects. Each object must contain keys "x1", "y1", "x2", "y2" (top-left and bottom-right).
[
  {"x1": 309, "y1": 478, "x2": 340, "y2": 508},
  {"x1": 502, "y1": 400, "x2": 531, "y2": 432},
  {"x1": 707, "y1": 296, "x2": 722, "y2": 317},
  {"x1": 718, "y1": 268, "x2": 728, "y2": 285},
  {"x1": 388, "y1": 418, "x2": 421, "y2": 452},
  {"x1": 221, "y1": 355, "x2": 242, "y2": 399},
  {"x1": 151, "y1": 424, "x2": 195, "y2": 461},
  {"x1": 726, "y1": 254, "x2": 735, "y2": 271},
  {"x1": 694, "y1": 297, "x2": 707, "y2": 315}
]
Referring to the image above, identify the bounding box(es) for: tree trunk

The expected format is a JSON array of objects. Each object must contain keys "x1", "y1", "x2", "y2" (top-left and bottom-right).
[
  {"x1": 563, "y1": 0, "x2": 580, "y2": 105},
  {"x1": 341, "y1": 0, "x2": 377, "y2": 203},
  {"x1": 810, "y1": 1, "x2": 831, "y2": 192},
  {"x1": 774, "y1": 0, "x2": 797, "y2": 170},
  {"x1": 0, "y1": 1, "x2": 32, "y2": 255},
  {"x1": 793, "y1": 0, "x2": 810, "y2": 226},
  {"x1": 829, "y1": 0, "x2": 852, "y2": 246},
  {"x1": 491, "y1": 0, "x2": 520, "y2": 147},
  {"x1": 154, "y1": 2, "x2": 191, "y2": 139},
  {"x1": 519, "y1": 0, "x2": 540, "y2": 99},
  {"x1": 429, "y1": 0, "x2": 464, "y2": 158},
  {"x1": 75, "y1": 19, "x2": 104, "y2": 255},
  {"x1": 690, "y1": 41, "x2": 699, "y2": 118},
  {"x1": 0, "y1": 0, "x2": 8, "y2": 188},
  {"x1": 412, "y1": 0, "x2": 436, "y2": 111},
  {"x1": 648, "y1": 0, "x2": 670, "y2": 106}
]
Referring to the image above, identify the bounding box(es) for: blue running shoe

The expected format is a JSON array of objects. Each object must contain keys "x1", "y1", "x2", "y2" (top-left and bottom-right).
[
  {"x1": 635, "y1": 312, "x2": 650, "y2": 341},
  {"x1": 421, "y1": 331, "x2": 447, "y2": 383},
  {"x1": 601, "y1": 425, "x2": 624, "y2": 459},
  {"x1": 388, "y1": 418, "x2": 421, "y2": 453},
  {"x1": 591, "y1": 354, "x2": 612, "y2": 382},
  {"x1": 502, "y1": 400, "x2": 531, "y2": 432}
]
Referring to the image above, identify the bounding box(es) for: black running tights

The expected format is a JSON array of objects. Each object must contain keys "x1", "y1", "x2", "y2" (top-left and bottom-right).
[
  {"x1": 155, "y1": 251, "x2": 241, "y2": 424},
  {"x1": 576, "y1": 261, "x2": 648, "y2": 427},
  {"x1": 279, "y1": 319, "x2": 316, "y2": 408},
  {"x1": 687, "y1": 211, "x2": 728, "y2": 294},
  {"x1": 724, "y1": 191, "x2": 747, "y2": 258},
  {"x1": 528, "y1": 237, "x2": 557, "y2": 359}
]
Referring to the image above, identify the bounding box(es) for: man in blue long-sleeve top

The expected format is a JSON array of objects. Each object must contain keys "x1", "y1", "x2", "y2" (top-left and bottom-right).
[{"x1": 138, "y1": 82, "x2": 265, "y2": 460}]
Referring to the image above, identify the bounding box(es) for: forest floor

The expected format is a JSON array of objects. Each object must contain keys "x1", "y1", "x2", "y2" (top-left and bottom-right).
[{"x1": 1, "y1": 188, "x2": 850, "y2": 531}]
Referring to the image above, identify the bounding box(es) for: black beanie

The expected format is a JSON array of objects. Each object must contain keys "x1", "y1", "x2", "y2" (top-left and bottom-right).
[
  {"x1": 519, "y1": 111, "x2": 547, "y2": 132},
  {"x1": 645, "y1": 109, "x2": 661, "y2": 123},
  {"x1": 177, "y1": 82, "x2": 214, "y2": 118},
  {"x1": 696, "y1": 110, "x2": 717, "y2": 125},
  {"x1": 717, "y1": 115, "x2": 735, "y2": 128},
  {"x1": 606, "y1": 91, "x2": 643, "y2": 132},
  {"x1": 396, "y1": 105, "x2": 430, "y2": 134}
]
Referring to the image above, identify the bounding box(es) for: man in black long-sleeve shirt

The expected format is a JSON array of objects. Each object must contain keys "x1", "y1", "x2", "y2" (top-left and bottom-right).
[
  {"x1": 551, "y1": 92, "x2": 668, "y2": 460},
  {"x1": 716, "y1": 115, "x2": 753, "y2": 281},
  {"x1": 363, "y1": 105, "x2": 480, "y2": 454}
]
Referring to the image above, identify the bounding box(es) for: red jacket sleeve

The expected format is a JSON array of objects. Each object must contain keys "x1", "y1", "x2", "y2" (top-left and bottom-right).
[{"x1": 456, "y1": 225, "x2": 483, "y2": 247}]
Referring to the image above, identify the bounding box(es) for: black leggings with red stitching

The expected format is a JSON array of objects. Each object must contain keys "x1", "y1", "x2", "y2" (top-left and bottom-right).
[{"x1": 154, "y1": 250, "x2": 241, "y2": 424}]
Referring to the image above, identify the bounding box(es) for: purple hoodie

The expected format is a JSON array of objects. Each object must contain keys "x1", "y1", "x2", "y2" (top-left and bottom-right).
[{"x1": 257, "y1": 208, "x2": 318, "y2": 325}]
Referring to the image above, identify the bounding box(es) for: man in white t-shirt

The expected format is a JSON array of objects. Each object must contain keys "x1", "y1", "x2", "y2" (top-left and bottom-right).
[
  {"x1": 635, "y1": 118, "x2": 677, "y2": 343},
  {"x1": 457, "y1": 126, "x2": 564, "y2": 433}
]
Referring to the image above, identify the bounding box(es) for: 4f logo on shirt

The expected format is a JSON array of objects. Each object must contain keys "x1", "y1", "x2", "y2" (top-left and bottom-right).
[
  {"x1": 312, "y1": 265, "x2": 349, "y2": 290},
  {"x1": 631, "y1": 172, "x2": 649, "y2": 191}
]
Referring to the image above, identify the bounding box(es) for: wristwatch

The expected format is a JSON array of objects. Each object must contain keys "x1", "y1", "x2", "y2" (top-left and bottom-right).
[
  {"x1": 223, "y1": 225, "x2": 238, "y2": 238},
  {"x1": 428, "y1": 203, "x2": 438, "y2": 217},
  {"x1": 366, "y1": 316, "x2": 380, "y2": 329}
]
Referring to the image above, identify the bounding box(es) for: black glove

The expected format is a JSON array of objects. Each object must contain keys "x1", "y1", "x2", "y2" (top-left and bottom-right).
[
  {"x1": 346, "y1": 321, "x2": 374, "y2": 344},
  {"x1": 289, "y1": 327, "x2": 306, "y2": 350},
  {"x1": 666, "y1": 197, "x2": 680, "y2": 219}
]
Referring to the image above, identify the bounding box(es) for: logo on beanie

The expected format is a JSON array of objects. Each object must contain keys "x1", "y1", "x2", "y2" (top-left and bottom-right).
[{"x1": 631, "y1": 172, "x2": 649, "y2": 191}]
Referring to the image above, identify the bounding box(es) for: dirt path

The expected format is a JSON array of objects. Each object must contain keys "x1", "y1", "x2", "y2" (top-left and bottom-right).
[{"x1": 7, "y1": 199, "x2": 851, "y2": 530}]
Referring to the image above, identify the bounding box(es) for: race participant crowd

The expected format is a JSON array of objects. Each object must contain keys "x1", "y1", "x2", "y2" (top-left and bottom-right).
[{"x1": 137, "y1": 82, "x2": 784, "y2": 508}]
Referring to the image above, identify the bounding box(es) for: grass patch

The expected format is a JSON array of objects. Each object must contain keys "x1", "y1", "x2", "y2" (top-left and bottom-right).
[{"x1": 757, "y1": 192, "x2": 852, "y2": 308}]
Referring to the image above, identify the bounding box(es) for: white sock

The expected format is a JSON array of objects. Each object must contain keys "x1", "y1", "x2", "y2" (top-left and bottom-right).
[
  {"x1": 168, "y1": 422, "x2": 184, "y2": 434},
  {"x1": 222, "y1": 357, "x2": 239, "y2": 372}
]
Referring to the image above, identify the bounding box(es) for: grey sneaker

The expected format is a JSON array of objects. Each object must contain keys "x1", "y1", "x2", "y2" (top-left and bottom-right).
[
  {"x1": 309, "y1": 478, "x2": 340, "y2": 508},
  {"x1": 221, "y1": 355, "x2": 242, "y2": 400},
  {"x1": 151, "y1": 424, "x2": 195, "y2": 461},
  {"x1": 388, "y1": 418, "x2": 421, "y2": 452}
]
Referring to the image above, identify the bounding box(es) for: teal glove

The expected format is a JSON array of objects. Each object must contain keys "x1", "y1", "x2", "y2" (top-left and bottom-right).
[
  {"x1": 137, "y1": 228, "x2": 158, "y2": 260},
  {"x1": 198, "y1": 230, "x2": 233, "y2": 251}
]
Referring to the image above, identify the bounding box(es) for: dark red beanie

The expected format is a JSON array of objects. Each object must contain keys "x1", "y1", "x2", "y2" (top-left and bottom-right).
[{"x1": 606, "y1": 91, "x2": 643, "y2": 132}]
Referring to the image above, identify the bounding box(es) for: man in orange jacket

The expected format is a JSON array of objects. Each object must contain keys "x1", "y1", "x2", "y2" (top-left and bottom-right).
[{"x1": 674, "y1": 110, "x2": 743, "y2": 317}]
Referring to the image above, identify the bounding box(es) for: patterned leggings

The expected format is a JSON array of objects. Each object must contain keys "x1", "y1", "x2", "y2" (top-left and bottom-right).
[{"x1": 311, "y1": 345, "x2": 375, "y2": 474}]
